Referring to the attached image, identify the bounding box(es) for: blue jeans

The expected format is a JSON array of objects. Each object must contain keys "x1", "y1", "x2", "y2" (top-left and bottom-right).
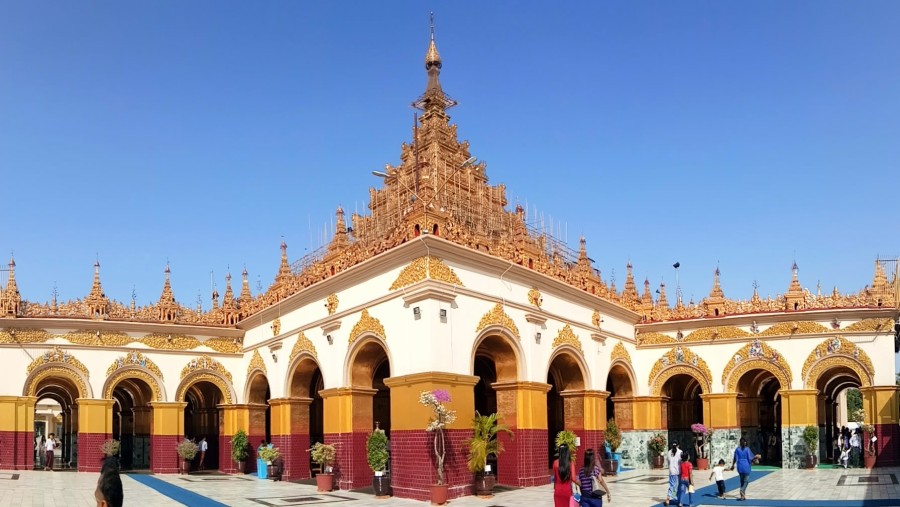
[
  {"x1": 677, "y1": 479, "x2": 692, "y2": 506},
  {"x1": 739, "y1": 472, "x2": 750, "y2": 495},
  {"x1": 579, "y1": 495, "x2": 602, "y2": 507}
]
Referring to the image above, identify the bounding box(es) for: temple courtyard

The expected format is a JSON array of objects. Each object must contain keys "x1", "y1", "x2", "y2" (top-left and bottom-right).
[{"x1": 2, "y1": 467, "x2": 899, "y2": 507}]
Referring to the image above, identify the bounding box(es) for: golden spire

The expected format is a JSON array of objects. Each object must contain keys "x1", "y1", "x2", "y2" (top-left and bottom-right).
[
  {"x1": 157, "y1": 263, "x2": 178, "y2": 321},
  {"x1": 709, "y1": 267, "x2": 725, "y2": 299},
  {"x1": 277, "y1": 240, "x2": 292, "y2": 280},
  {"x1": 871, "y1": 259, "x2": 891, "y2": 306},
  {"x1": 239, "y1": 267, "x2": 253, "y2": 307},
  {"x1": 414, "y1": 11, "x2": 456, "y2": 111},
  {"x1": 704, "y1": 267, "x2": 727, "y2": 316},
  {"x1": 425, "y1": 12, "x2": 441, "y2": 66},
  {"x1": 85, "y1": 259, "x2": 110, "y2": 318},
  {"x1": 1, "y1": 255, "x2": 21, "y2": 316},
  {"x1": 640, "y1": 277, "x2": 654, "y2": 320},
  {"x1": 784, "y1": 261, "x2": 804, "y2": 311},
  {"x1": 654, "y1": 282, "x2": 671, "y2": 321},
  {"x1": 328, "y1": 207, "x2": 349, "y2": 252},
  {"x1": 622, "y1": 261, "x2": 639, "y2": 308},
  {"x1": 221, "y1": 272, "x2": 239, "y2": 326}
]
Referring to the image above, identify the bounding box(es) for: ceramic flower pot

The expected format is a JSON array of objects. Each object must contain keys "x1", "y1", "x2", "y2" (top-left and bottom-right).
[
  {"x1": 864, "y1": 455, "x2": 876, "y2": 469},
  {"x1": 372, "y1": 473, "x2": 392, "y2": 497},
  {"x1": 696, "y1": 457, "x2": 709, "y2": 470},
  {"x1": 430, "y1": 484, "x2": 448, "y2": 505},
  {"x1": 651, "y1": 455, "x2": 665, "y2": 469},
  {"x1": 316, "y1": 473, "x2": 334, "y2": 492},
  {"x1": 473, "y1": 472, "x2": 496, "y2": 497}
]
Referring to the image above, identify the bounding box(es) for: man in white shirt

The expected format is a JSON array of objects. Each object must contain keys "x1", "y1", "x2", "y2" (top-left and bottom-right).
[
  {"x1": 44, "y1": 433, "x2": 58, "y2": 471},
  {"x1": 198, "y1": 437, "x2": 208, "y2": 471}
]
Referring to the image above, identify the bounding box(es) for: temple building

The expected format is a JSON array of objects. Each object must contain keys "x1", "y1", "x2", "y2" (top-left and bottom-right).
[{"x1": 1, "y1": 22, "x2": 898, "y2": 502}]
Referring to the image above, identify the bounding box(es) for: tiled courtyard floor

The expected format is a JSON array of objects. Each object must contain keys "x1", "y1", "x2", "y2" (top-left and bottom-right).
[{"x1": 1, "y1": 467, "x2": 899, "y2": 506}]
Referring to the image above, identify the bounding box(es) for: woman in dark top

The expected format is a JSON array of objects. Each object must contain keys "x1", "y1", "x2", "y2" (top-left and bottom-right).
[
  {"x1": 577, "y1": 448, "x2": 611, "y2": 507},
  {"x1": 552, "y1": 444, "x2": 576, "y2": 507}
]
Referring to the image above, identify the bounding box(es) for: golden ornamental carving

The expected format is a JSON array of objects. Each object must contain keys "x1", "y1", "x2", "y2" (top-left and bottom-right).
[
  {"x1": 637, "y1": 331, "x2": 676, "y2": 346},
  {"x1": 805, "y1": 355, "x2": 872, "y2": 388},
  {"x1": 179, "y1": 355, "x2": 233, "y2": 382},
  {"x1": 389, "y1": 256, "x2": 464, "y2": 290},
  {"x1": 758, "y1": 321, "x2": 829, "y2": 336},
  {"x1": 176, "y1": 372, "x2": 233, "y2": 404},
  {"x1": 527, "y1": 288, "x2": 543, "y2": 309},
  {"x1": 103, "y1": 369, "x2": 163, "y2": 401},
  {"x1": 722, "y1": 339, "x2": 792, "y2": 391},
  {"x1": 591, "y1": 310, "x2": 602, "y2": 328},
  {"x1": 610, "y1": 342, "x2": 632, "y2": 365},
  {"x1": 105, "y1": 351, "x2": 163, "y2": 379},
  {"x1": 475, "y1": 302, "x2": 520, "y2": 340},
  {"x1": 348, "y1": 309, "x2": 386, "y2": 344},
  {"x1": 325, "y1": 293, "x2": 339, "y2": 315},
  {"x1": 844, "y1": 318, "x2": 894, "y2": 332},
  {"x1": 142, "y1": 333, "x2": 201, "y2": 350},
  {"x1": 64, "y1": 330, "x2": 133, "y2": 347},
  {"x1": 247, "y1": 350, "x2": 267, "y2": 375},
  {"x1": 0, "y1": 328, "x2": 52, "y2": 344},
  {"x1": 683, "y1": 326, "x2": 750, "y2": 342},
  {"x1": 24, "y1": 366, "x2": 89, "y2": 399},
  {"x1": 801, "y1": 336, "x2": 874, "y2": 387},
  {"x1": 26, "y1": 346, "x2": 89, "y2": 376},
  {"x1": 649, "y1": 346, "x2": 713, "y2": 395},
  {"x1": 203, "y1": 337, "x2": 242, "y2": 354},
  {"x1": 289, "y1": 331, "x2": 318, "y2": 361},
  {"x1": 271, "y1": 318, "x2": 281, "y2": 336},
  {"x1": 552, "y1": 324, "x2": 582, "y2": 353}
]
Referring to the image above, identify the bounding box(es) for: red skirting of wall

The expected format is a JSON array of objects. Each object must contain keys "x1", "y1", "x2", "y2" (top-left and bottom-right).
[
  {"x1": 271, "y1": 433, "x2": 310, "y2": 480},
  {"x1": 497, "y1": 428, "x2": 551, "y2": 487},
  {"x1": 0, "y1": 430, "x2": 33, "y2": 470},
  {"x1": 389, "y1": 428, "x2": 472, "y2": 501},
  {"x1": 874, "y1": 424, "x2": 898, "y2": 467},
  {"x1": 325, "y1": 432, "x2": 369, "y2": 490},
  {"x1": 77, "y1": 432, "x2": 110, "y2": 472},
  {"x1": 150, "y1": 435, "x2": 179, "y2": 474},
  {"x1": 220, "y1": 435, "x2": 235, "y2": 474}
]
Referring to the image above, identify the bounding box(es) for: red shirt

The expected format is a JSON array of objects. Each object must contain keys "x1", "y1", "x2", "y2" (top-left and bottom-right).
[{"x1": 680, "y1": 460, "x2": 693, "y2": 479}]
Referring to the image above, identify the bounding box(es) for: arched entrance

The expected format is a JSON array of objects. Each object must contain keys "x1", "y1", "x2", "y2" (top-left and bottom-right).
[
  {"x1": 111, "y1": 378, "x2": 154, "y2": 470},
  {"x1": 472, "y1": 332, "x2": 520, "y2": 481},
  {"x1": 736, "y1": 369, "x2": 782, "y2": 466},
  {"x1": 26, "y1": 368, "x2": 90, "y2": 471},
  {"x1": 246, "y1": 372, "x2": 272, "y2": 473},
  {"x1": 661, "y1": 373, "x2": 704, "y2": 456},
  {"x1": 606, "y1": 363, "x2": 635, "y2": 432},
  {"x1": 547, "y1": 349, "x2": 586, "y2": 467},
  {"x1": 816, "y1": 365, "x2": 864, "y2": 465},
  {"x1": 183, "y1": 381, "x2": 223, "y2": 471},
  {"x1": 349, "y1": 338, "x2": 392, "y2": 434},
  {"x1": 288, "y1": 354, "x2": 324, "y2": 478}
]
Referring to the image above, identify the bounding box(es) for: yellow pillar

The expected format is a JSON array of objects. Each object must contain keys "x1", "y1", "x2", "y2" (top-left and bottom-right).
[
  {"x1": 76, "y1": 399, "x2": 115, "y2": 472},
  {"x1": 269, "y1": 398, "x2": 313, "y2": 480},
  {"x1": 781, "y1": 390, "x2": 819, "y2": 427},
  {"x1": 859, "y1": 386, "x2": 899, "y2": 425},
  {"x1": 701, "y1": 393, "x2": 739, "y2": 429},
  {"x1": 610, "y1": 395, "x2": 635, "y2": 430},
  {"x1": 492, "y1": 381, "x2": 550, "y2": 430},
  {"x1": 631, "y1": 396, "x2": 665, "y2": 430},
  {"x1": 0, "y1": 396, "x2": 37, "y2": 469},
  {"x1": 149, "y1": 401, "x2": 187, "y2": 473}
]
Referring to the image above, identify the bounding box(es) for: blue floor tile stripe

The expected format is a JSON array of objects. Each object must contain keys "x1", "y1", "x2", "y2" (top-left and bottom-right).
[
  {"x1": 651, "y1": 470, "x2": 900, "y2": 507},
  {"x1": 126, "y1": 474, "x2": 230, "y2": 507}
]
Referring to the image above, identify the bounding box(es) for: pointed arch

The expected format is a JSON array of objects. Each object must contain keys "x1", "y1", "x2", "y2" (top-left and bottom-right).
[{"x1": 344, "y1": 335, "x2": 393, "y2": 388}]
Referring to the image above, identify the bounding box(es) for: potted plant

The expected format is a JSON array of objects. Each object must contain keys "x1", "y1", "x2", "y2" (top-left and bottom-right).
[
  {"x1": 366, "y1": 430, "x2": 391, "y2": 497},
  {"x1": 802, "y1": 425, "x2": 818, "y2": 469},
  {"x1": 861, "y1": 423, "x2": 877, "y2": 469},
  {"x1": 555, "y1": 429, "x2": 578, "y2": 452},
  {"x1": 606, "y1": 418, "x2": 622, "y2": 475},
  {"x1": 420, "y1": 389, "x2": 457, "y2": 505},
  {"x1": 258, "y1": 446, "x2": 282, "y2": 481},
  {"x1": 467, "y1": 411, "x2": 512, "y2": 497},
  {"x1": 176, "y1": 439, "x2": 199, "y2": 475},
  {"x1": 691, "y1": 423, "x2": 710, "y2": 470},
  {"x1": 230, "y1": 430, "x2": 249, "y2": 474},
  {"x1": 648, "y1": 433, "x2": 667, "y2": 469},
  {"x1": 100, "y1": 439, "x2": 121, "y2": 470},
  {"x1": 308, "y1": 442, "x2": 336, "y2": 491}
]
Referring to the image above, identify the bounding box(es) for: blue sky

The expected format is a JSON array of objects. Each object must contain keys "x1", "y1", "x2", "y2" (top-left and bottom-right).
[{"x1": 1, "y1": 1, "x2": 898, "y2": 337}]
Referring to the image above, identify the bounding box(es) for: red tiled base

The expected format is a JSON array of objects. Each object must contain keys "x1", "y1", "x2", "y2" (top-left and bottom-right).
[
  {"x1": 498, "y1": 428, "x2": 551, "y2": 487},
  {"x1": 325, "y1": 432, "x2": 370, "y2": 490},
  {"x1": 389, "y1": 428, "x2": 472, "y2": 501},
  {"x1": 271, "y1": 433, "x2": 310, "y2": 480},
  {"x1": 150, "y1": 435, "x2": 180, "y2": 474},
  {"x1": 0, "y1": 430, "x2": 33, "y2": 470},
  {"x1": 77, "y1": 432, "x2": 110, "y2": 472},
  {"x1": 220, "y1": 434, "x2": 235, "y2": 474},
  {"x1": 874, "y1": 424, "x2": 898, "y2": 467}
]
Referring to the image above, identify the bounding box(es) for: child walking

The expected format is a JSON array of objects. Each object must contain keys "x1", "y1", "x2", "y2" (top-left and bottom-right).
[{"x1": 710, "y1": 459, "x2": 727, "y2": 499}]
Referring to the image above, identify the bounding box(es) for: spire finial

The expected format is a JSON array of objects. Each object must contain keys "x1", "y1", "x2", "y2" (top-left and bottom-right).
[{"x1": 430, "y1": 11, "x2": 435, "y2": 41}]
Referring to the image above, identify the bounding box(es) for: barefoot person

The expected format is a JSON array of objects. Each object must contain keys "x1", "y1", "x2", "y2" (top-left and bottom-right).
[
  {"x1": 44, "y1": 433, "x2": 59, "y2": 471},
  {"x1": 663, "y1": 441, "x2": 683, "y2": 506},
  {"x1": 198, "y1": 436, "x2": 208, "y2": 470},
  {"x1": 730, "y1": 437, "x2": 761, "y2": 501}
]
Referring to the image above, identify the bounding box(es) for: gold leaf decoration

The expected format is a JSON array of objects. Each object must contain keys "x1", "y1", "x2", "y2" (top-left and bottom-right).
[
  {"x1": 637, "y1": 332, "x2": 676, "y2": 346},
  {"x1": 325, "y1": 293, "x2": 339, "y2": 315},
  {"x1": 105, "y1": 350, "x2": 163, "y2": 379},
  {"x1": 65, "y1": 330, "x2": 133, "y2": 347},
  {"x1": 348, "y1": 309, "x2": 386, "y2": 344},
  {"x1": 844, "y1": 318, "x2": 893, "y2": 332},
  {"x1": 649, "y1": 346, "x2": 712, "y2": 395},
  {"x1": 610, "y1": 342, "x2": 632, "y2": 365},
  {"x1": 758, "y1": 321, "x2": 829, "y2": 336},
  {"x1": 203, "y1": 337, "x2": 242, "y2": 354},
  {"x1": 247, "y1": 350, "x2": 267, "y2": 375},
  {"x1": 142, "y1": 333, "x2": 201, "y2": 350},
  {"x1": 289, "y1": 331, "x2": 317, "y2": 361},
  {"x1": 722, "y1": 339, "x2": 792, "y2": 391},
  {"x1": 683, "y1": 326, "x2": 750, "y2": 342},
  {"x1": 0, "y1": 328, "x2": 51, "y2": 344},
  {"x1": 552, "y1": 324, "x2": 582, "y2": 353},
  {"x1": 26, "y1": 346, "x2": 89, "y2": 377},
  {"x1": 271, "y1": 318, "x2": 281, "y2": 336},
  {"x1": 179, "y1": 355, "x2": 233, "y2": 382},
  {"x1": 527, "y1": 288, "x2": 542, "y2": 308},
  {"x1": 389, "y1": 256, "x2": 463, "y2": 290},
  {"x1": 801, "y1": 336, "x2": 874, "y2": 387},
  {"x1": 25, "y1": 366, "x2": 89, "y2": 399},
  {"x1": 175, "y1": 372, "x2": 233, "y2": 404},
  {"x1": 475, "y1": 302, "x2": 520, "y2": 340},
  {"x1": 591, "y1": 310, "x2": 602, "y2": 328},
  {"x1": 103, "y1": 368, "x2": 162, "y2": 401}
]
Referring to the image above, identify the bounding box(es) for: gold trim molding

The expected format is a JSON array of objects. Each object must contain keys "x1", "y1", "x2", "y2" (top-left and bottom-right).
[
  {"x1": 325, "y1": 293, "x2": 339, "y2": 315},
  {"x1": 180, "y1": 355, "x2": 233, "y2": 382},
  {"x1": 722, "y1": 339, "x2": 792, "y2": 391},
  {"x1": 348, "y1": 309, "x2": 386, "y2": 344},
  {"x1": 24, "y1": 365, "x2": 90, "y2": 399},
  {"x1": 390, "y1": 256, "x2": 463, "y2": 290},
  {"x1": 802, "y1": 336, "x2": 875, "y2": 388},
  {"x1": 475, "y1": 302, "x2": 520, "y2": 340},
  {"x1": 527, "y1": 288, "x2": 542, "y2": 308},
  {"x1": 649, "y1": 346, "x2": 712, "y2": 395},
  {"x1": 27, "y1": 346, "x2": 89, "y2": 376},
  {"x1": 105, "y1": 351, "x2": 163, "y2": 379},
  {"x1": 759, "y1": 321, "x2": 829, "y2": 336},
  {"x1": 610, "y1": 342, "x2": 632, "y2": 365},
  {"x1": 175, "y1": 372, "x2": 234, "y2": 404},
  {"x1": 845, "y1": 318, "x2": 894, "y2": 332},
  {"x1": 683, "y1": 326, "x2": 750, "y2": 342},
  {"x1": 552, "y1": 324, "x2": 582, "y2": 353},
  {"x1": 247, "y1": 350, "x2": 267, "y2": 376},
  {"x1": 289, "y1": 331, "x2": 318, "y2": 361},
  {"x1": 102, "y1": 368, "x2": 163, "y2": 402}
]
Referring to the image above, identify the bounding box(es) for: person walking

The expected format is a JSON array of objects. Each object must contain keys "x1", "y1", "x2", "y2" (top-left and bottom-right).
[
  {"x1": 850, "y1": 428, "x2": 861, "y2": 468},
  {"x1": 44, "y1": 433, "x2": 59, "y2": 471},
  {"x1": 577, "y1": 448, "x2": 611, "y2": 507},
  {"x1": 551, "y1": 444, "x2": 576, "y2": 507},
  {"x1": 730, "y1": 437, "x2": 761, "y2": 501},
  {"x1": 677, "y1": 450, "x2": 694, "y2": 507},
  {"x1": 710, "y1": 458, "x2": 727, "y2": 499},
  {"x1": 198, "y1": 437, "x2": 208, "y2": 471},
  {"x1": 663, "y1": 441, "x2": 683, "y2": 506}
]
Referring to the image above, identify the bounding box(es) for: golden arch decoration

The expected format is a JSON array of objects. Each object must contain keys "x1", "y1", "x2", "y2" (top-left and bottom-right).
[
  {"x1": 102, "y1": 368, "x2": 164, "y2": 401},
  {"x1": 390, "y1": 256, "x2": 464, "y2": 290},
  {"x1": 247, "y1": 350, "x2": 267, "y2": 376},
  {"x1": 801, "y1": 336, "x2": 874, "y2": 386},
  {"x1": 649, "y1": 346, "x2": 712, "y2": 395},
  {"x1": 683, "y1": 326, "x2": 750, "y2": 342},
  {"x1": 175, "y1": 371, "x2": 235, "y2": 404},
  {"x1": 348, "y1": 309, "x2": 386, "y2": 344},
  {"x1": 805, "y1": 355, "x2": 872, "y2": 388},
  {"x1": 552, "y1": 324, "x2": 582, "y2": 353},
  {"x1": 722, "y1": 339, "x2": 793, "y2": 392},
  {"x1": 289, "y1": 331, "x2": 317, "y2": 361},
  {"x1": 610, "y1": 342, "x2": 632, "y2": 365},
  {"x1": 475, "y1": 303, "x2": 520, "y2": 340},
  {"x1": 105, "y1": 351, "x2": 163, "y2": 378},
  {"x1": 24, "y1": 365, "x2": 91, "y2": 399}
]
